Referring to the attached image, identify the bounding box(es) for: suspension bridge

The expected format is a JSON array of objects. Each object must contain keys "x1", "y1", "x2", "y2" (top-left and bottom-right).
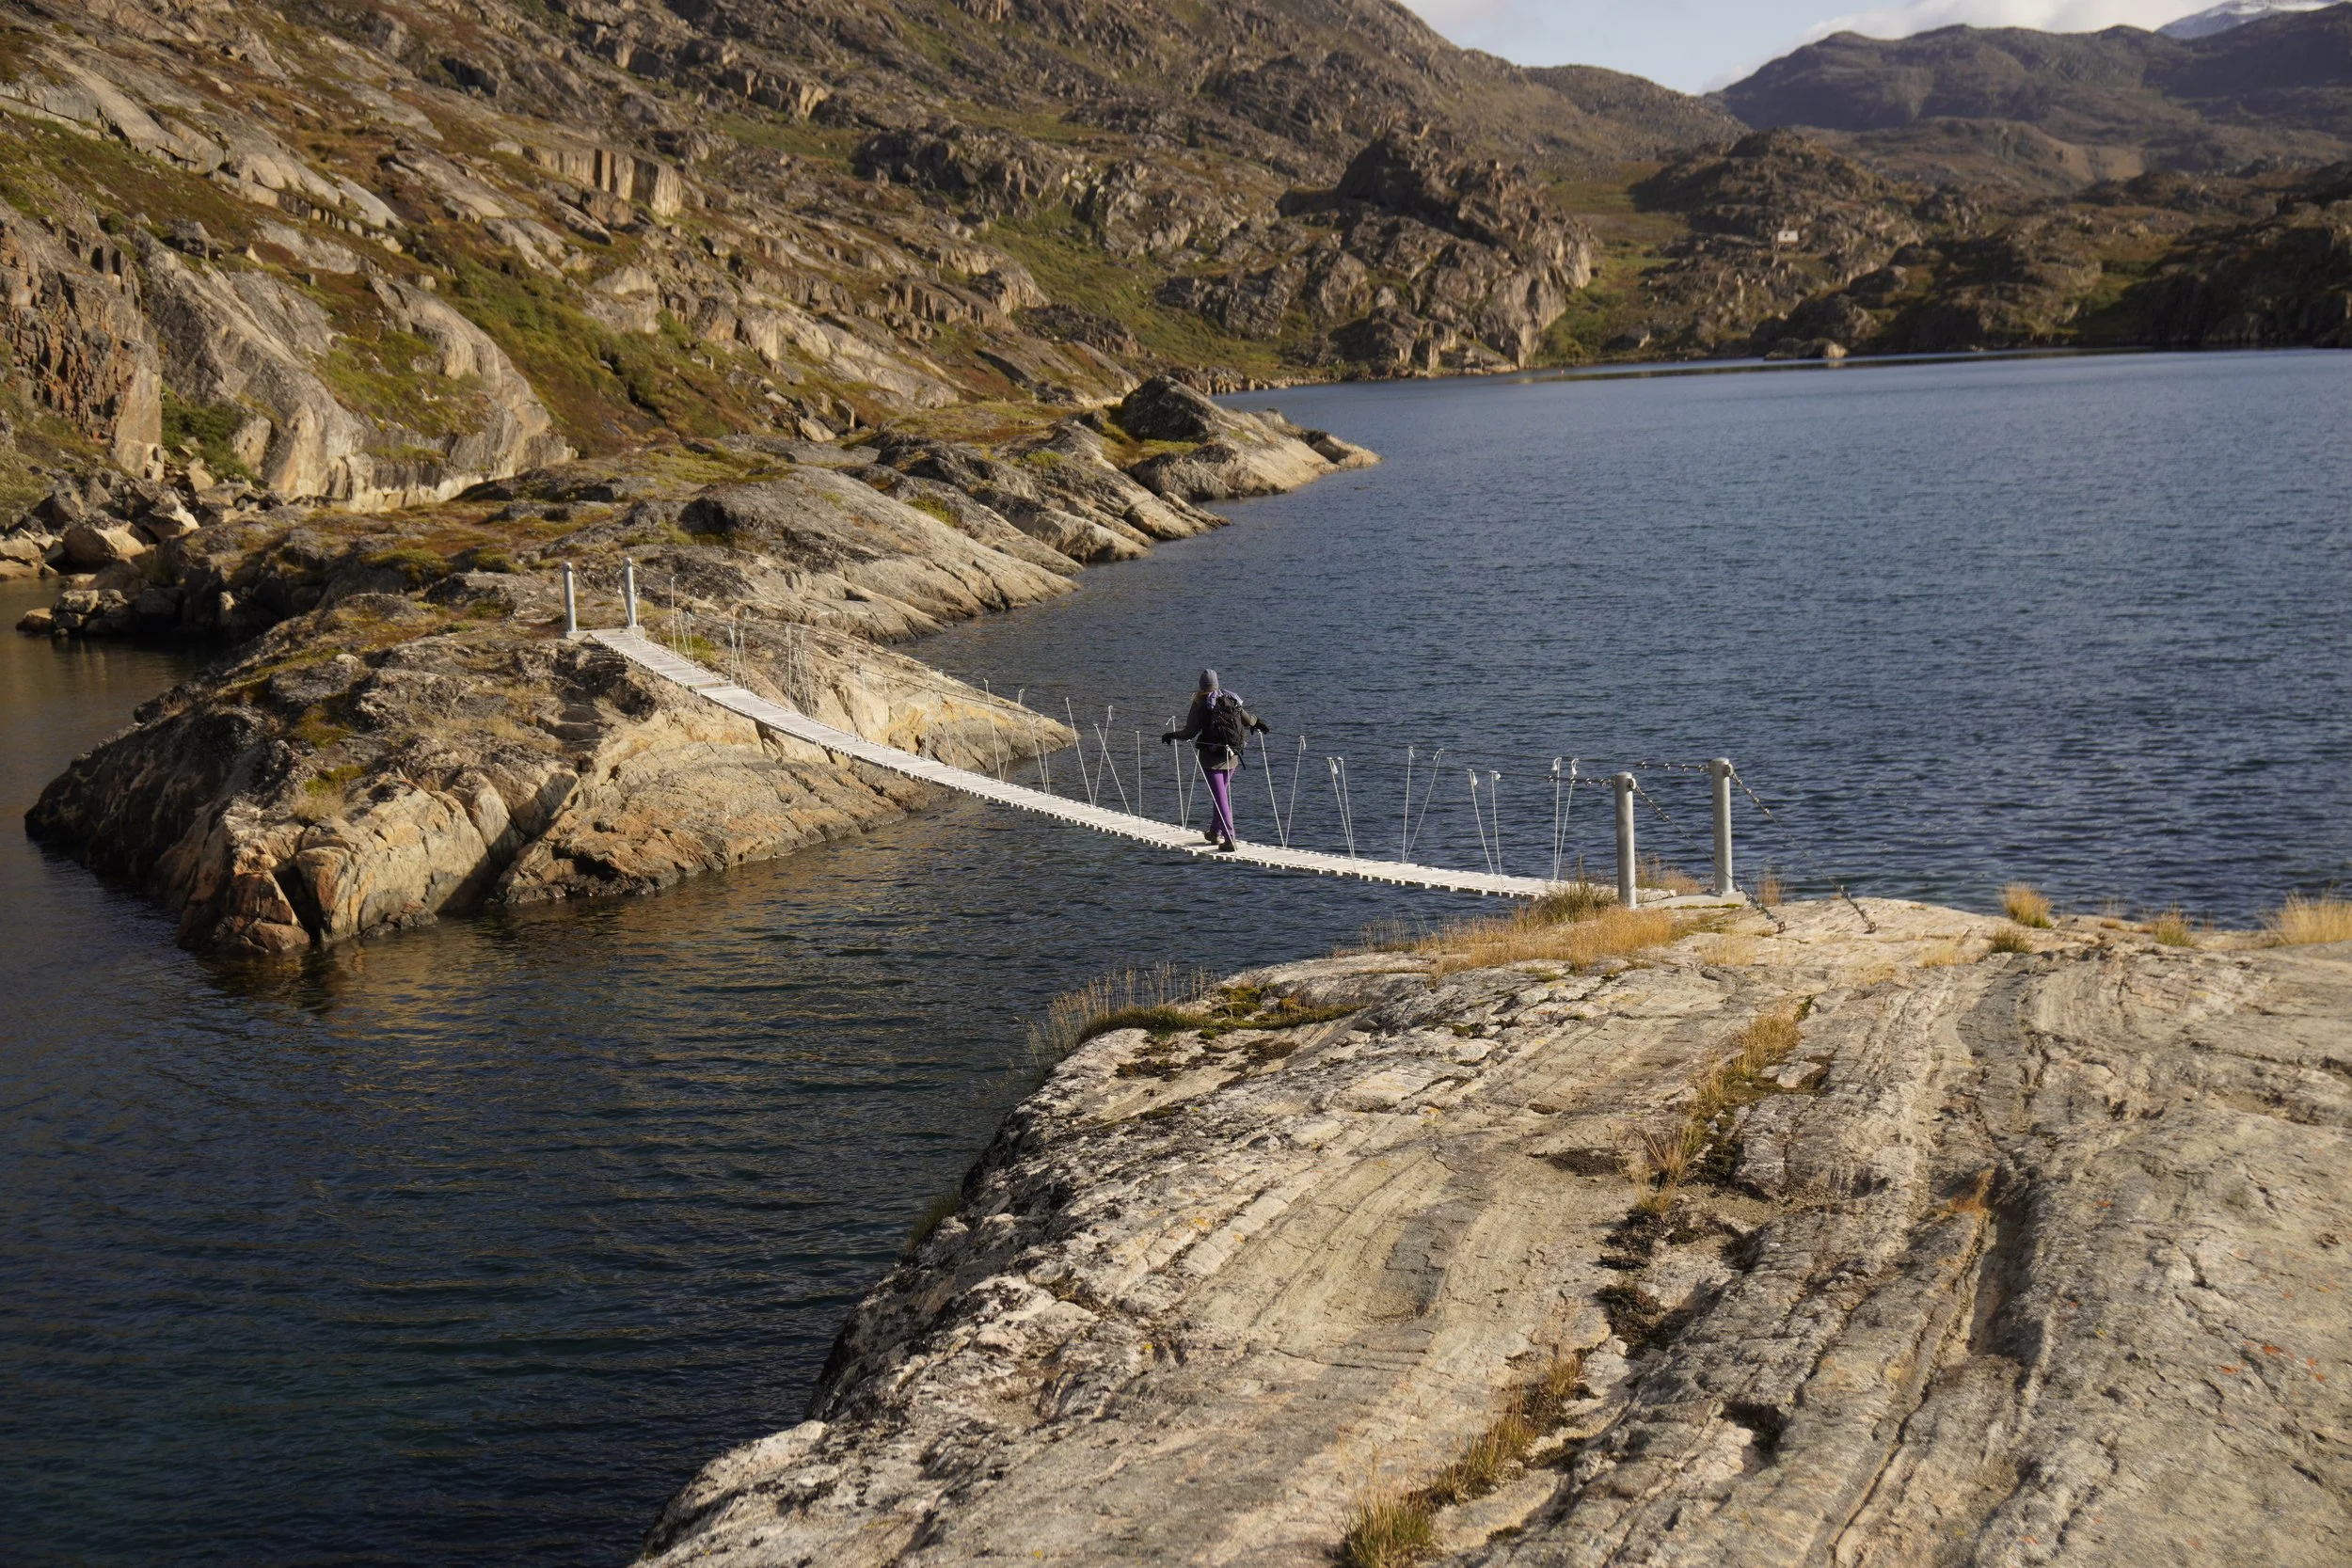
[{"x1": 584, "y1": 619, "x2": 1747, "y2": 909}]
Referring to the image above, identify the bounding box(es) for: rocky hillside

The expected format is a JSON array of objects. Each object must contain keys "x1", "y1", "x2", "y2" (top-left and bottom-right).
[
  {"x1": 0, "y1": 0, "x2": 1754, "y2": 525},
  {"x1": 1593, "y1": 130, "x2": 2352, "y2": 359},
  {"x1": 1717, "y1": 6, "x2": 2352, "y2": 194},
  {"x1": 19, "y1": 376, "x2": 1371, "y2": 956},
  {"x1": 639, "y1": 898, "x2": 2352, "y2": 1565}
]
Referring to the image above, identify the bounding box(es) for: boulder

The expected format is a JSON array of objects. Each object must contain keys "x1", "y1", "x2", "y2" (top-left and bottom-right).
[
  {"x1": 15, "y1": 606, "x2": 52, "y2": 634},
  {"x1": 1115, "y1": 377, "x2": 1354, "y2": 503},
  {"x1": 61, "y1": 520, "x2": 149, "y2": 570},
  {"x1": 51, "y1": 586, "x2": 132, "y2": 636},
  {"x1": 1113, "y1": 375, "x2": 1232, "y2": 443}
]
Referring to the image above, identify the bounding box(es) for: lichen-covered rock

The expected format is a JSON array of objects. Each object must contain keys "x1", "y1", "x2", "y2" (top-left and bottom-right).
[
  {"x1": 1116, "y1": 375, "x2": 1346, "y2": 500},
  {"x1": 641, "y1": 903, "x2": 2352, "y2": 1568},
  {"x1": 0, "y1": 197, "x2": 162, "y2": 469},
  {"x1": 23, "y1": 416, "x2": 1366, "y2": 951}
]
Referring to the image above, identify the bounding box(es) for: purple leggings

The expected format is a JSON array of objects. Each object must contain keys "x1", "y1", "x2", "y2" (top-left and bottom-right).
[{"x1": 1205, "y1": 766, "x2": 1235, "y2": 842}]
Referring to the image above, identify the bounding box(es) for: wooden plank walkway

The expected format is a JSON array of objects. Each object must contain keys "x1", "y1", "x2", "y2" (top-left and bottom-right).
[{"x1": 590, "y1": 629, "x2": 1737, "y2": 906}]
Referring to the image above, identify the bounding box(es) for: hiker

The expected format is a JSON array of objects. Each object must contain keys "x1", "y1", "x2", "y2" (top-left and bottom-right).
[{"x1": 1162, "y1": 669, "x2": 1268, "y2": 852}]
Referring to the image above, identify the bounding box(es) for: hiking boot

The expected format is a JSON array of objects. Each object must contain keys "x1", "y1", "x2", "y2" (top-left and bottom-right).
[
  {"x1": 1217, "y1": 837, "x2": 1236, "y2": 852},
  {"x1": 1201, "y1": 829, "x2": 1222, "y2": 844}
]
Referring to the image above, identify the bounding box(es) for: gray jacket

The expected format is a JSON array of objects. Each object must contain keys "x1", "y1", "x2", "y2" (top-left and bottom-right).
[{"x1": 1168, "y1": 689, "x2": 1267, "y2": 773}]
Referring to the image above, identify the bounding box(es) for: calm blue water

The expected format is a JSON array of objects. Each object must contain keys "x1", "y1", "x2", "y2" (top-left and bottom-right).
[{"x1": 3, "y1": 352, "x2": 2346, "y2": 1566}]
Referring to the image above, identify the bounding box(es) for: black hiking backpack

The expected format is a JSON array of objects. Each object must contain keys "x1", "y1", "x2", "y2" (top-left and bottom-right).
[{"x1": 1202, "y1": 691, "x2": 1250, "y2": 752}]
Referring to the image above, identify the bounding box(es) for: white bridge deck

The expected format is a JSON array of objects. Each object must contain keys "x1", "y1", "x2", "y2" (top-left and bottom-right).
[{"x1": 593, "y1": 629, "x2": 1733, "y2": 905}]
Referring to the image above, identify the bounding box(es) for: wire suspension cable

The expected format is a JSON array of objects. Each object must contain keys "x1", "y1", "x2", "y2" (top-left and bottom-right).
[
  {"x1": 1488, "y1": 769, "x2": 1502, "y2": 878},
  {"x1": 1064, "y1": 699, "x2": 1096, "y2": 805},
  {"x1": 1466, "y1": 769, "x2": 1496, "y2": 876},
  {"x1": 1258, "y1": 730, "x2": 1286, "y2": 847},
  {"x1": 1404, "y1": 748, "x2": 1445, "y2": 859},
  {"x1": 1286, "y1": 736, "x2": 1306, "y2": 851},
  {"x1": 1401, "y1": 746, "x2": 1414, "y2": 863},
  {"x1": 1328, "y1": 757, "x2": 1359, "y2": 860},
  {"x1": 1091, "y1": 707, "x2": 1131, "y2": 813}
]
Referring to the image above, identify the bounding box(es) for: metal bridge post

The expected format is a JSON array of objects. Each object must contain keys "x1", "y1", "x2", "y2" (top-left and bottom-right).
[
  {"x1": 1708, "y1": 757, "x2": 1735, "y2": 897},
  {"x1": 623, "y1": 558, "x2": 638, "y2": 631},
  {"x1": 1613, "y1": 772, "x2": 1637, "y2": 909},
  {"x1": 562, "y1": 561, "x2": 579, "y2": 638}
]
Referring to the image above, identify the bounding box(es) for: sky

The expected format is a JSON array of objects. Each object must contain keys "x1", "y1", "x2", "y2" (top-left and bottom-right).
[{"x1": 1394, "y1": 0, "x2": 2234, "y2": 91}]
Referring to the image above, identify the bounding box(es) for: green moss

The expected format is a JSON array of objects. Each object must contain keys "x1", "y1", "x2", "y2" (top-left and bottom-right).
[
  {"x1": 2069, "y1": 256, "x2": 2160, "y2": 346},
  {"x1": 291, "y1": 707, "x2": 353, "y2": 749},
  {"x1": 428, "y1": 253, "x2": 728, "y2": 453},
  {"x1": 991, "y1": 207, "x2": 1288, "y2": 377},
  {"x1": 161, "y1": 389, "x2": 256, "y2": 481},
  {"x1": 319, "y1": 331, "x2": 486, "y2": 439},
  {"x1": 304, "y1": 763, "x2": 366, "y2": 796},
  {"x1": 713, "y1": 114, "x2": 862, "y2": 168},
  {"x1": 362, "y1": 543, "x2": 449, "y2": 586}
]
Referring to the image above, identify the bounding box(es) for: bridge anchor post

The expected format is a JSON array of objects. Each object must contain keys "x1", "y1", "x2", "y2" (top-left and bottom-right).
[
  {"x1": 623, "y1": 558, "x2": 639, "y2": 631},
  {"x1": 562, "y1": 562, "x2": 580, "y2": 639},
  {"x1": 1613, "y1": 772, "x2": 1637, "y2": 909},
  {"x1": 1708, "y1": 757, "x2": 1735, "y2": 897}
]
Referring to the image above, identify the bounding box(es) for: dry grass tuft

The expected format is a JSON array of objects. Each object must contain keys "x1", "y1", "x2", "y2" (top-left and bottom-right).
[
  {"x1": 1341, "y1": 1489, "x2": 1435, "y2": 1568},
  {"x1": 2002, "y1": 882, "x2": 2055, "y2": 929},
  {"x1": 1755, "y1": 871, "x2": 1784, "y2": 909},
  {"x1": 1528, "y1": 880, "x2": 1613, "y2": 924},
  {"x1": 1987, "y1": 925, "x2": 2035, "y2": 955},
  {"x1": 1703, "y1": 932, "x2": 1757, "y2": 967},
  {"x1": 1026, "y1": 962, "x2": 1210, "y2": 1064},
  {"x1": 1638, "y1": 1119, "x2": 1706, "y2": 1190},
  {"x1": 1640, "y1": 853, "x2": 1701, "y2": 896},
  {"x1": 1630, "y1": 1005, "x2": 1808, "y2": 1206},
  {"x1": 2267, "y1": 895, "x2": 2352, "y2": 947},
  {"x1": 2148, "y1": 907, "x2": 2197, "y2": 947},
  {"x1": 1415, "y1": 904, "x2": 1679, "y2": 977},
  {"x1": 1421, "y1": 1411, "x2": 1534, "y2": 1506},
  {"x1": 1343, "y1": 1350, "x2": 1587, "y2": 1560},
  {"x1": 1738, "y1": 1010, "x2": 1803, "y2": 1073}
]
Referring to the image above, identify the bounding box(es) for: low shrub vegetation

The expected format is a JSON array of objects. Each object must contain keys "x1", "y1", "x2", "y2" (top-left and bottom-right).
[
  {"x1": 2002, "y1": 882, "x2": 2055, "y2": 928},
  {"x1": 1339, "y1": 1353, "x2": 1584, "y2": 1565},
  {"x1": 1408, "y1": 901, "x2": 1681, "y2": 977},
  {"x1": 2268, "y1": 895, "x2": 2352, "y2": 946},
  {"x1": 2148, "y1": 907, "x2": 2197, "y2": 946}
]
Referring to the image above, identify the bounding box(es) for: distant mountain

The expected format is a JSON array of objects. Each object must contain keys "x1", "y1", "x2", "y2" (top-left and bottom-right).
[
  {"x1": 1717, "y1": 4, "x2": 2352, "y2": 188},
  {"x1": 2161, "y1": 1, "x2": 2334, "y2": 40}
]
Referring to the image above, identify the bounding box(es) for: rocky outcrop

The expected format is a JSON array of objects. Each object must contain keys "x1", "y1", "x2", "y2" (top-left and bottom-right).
[
  {"x1": 642, "y1": 901, "x2": 2352, "y2": 1566},
  {"x1": 2137, "y1": 167, "x2": 2352, "y2": 346},
  {"x1": 1114, "y1": 375, "x2": 1374, "y2": 501},
  {"x1": 1146, "y1": 130, "x2": 1598, "y2": 373},
  {"x1": 24, "y1": 550, "x2": 1063, "y2": 957},
  {"x1": 0, "y1": 198, "x2": 162, "y2": 470},
  {"x1": 22, "y1": 407, "x2": 1374, "y2": 952},
  {"x1": 138, "y1": 243, "x2": 574, "y2": 508}
]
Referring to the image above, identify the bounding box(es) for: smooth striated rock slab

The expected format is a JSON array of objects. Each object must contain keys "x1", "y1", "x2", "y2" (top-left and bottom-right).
[{"x1": 641, "y1": 902, "x2": 2352, "y2": 1567}]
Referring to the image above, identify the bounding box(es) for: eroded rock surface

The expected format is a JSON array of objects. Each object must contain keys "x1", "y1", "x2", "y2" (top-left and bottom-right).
[
  {"x1": 21, "y1": 404, "x2": 1371, "y2": 954},
  {"x1": 644, "y1": 902, "x2": 2351, "y2": 1566}
]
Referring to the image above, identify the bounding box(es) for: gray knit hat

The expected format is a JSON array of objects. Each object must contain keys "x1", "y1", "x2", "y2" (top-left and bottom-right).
[{"x1": 1199, "y1": 669, "x2": 1218, "y2": 691}]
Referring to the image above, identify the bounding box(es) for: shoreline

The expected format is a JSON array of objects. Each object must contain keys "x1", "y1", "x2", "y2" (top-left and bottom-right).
[
  {"x1": 16, "y1": 378, "x2": 1375, "y2": 958},
  {"x1": 639, "y1": 896, "x2": 2352, "y2": 1567}
]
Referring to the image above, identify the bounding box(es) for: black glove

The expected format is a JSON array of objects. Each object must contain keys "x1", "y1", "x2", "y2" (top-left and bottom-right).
[
  {"x1": 1251, "y1": 720, "x2": 1271, "y2": 734},
  {"x1": 1160, "y1": 731, "x2": 1178, "y2": 744}
]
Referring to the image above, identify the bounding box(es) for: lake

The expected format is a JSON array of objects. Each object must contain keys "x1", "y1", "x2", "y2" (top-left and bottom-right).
[{"x1": 3, "y1": 351, "x2": 2345, "y2": 1565}]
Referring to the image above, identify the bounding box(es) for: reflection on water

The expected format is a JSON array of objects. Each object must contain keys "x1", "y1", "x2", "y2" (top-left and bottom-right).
[
  {"x1": 0, "y1": 579, "x2": 1451, "y2": 1565},
  {"x1": 931, "y1": 351, "x2": 2352, "y2": 921},
  {"x1": 4, "y1": 353, "x2": 2349, "y2": 1565}
]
